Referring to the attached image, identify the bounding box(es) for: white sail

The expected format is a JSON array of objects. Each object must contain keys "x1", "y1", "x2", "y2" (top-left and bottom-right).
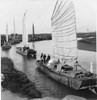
[
  {"x1": 51, "y1": 0, "x2": 77, "y2": 62},
  {"x1": 13, "y1": 18, "x2": 16, "y2": 39},
  {"x1": 22, "y1": 10, "x2": 28, "y2": 46},
  {"x1": 6, "y1": 24, "x2": 8, "y2": 42}
]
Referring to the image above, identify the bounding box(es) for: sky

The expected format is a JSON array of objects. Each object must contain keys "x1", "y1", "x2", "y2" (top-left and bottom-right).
[{"x1": 0, "y1": 0, "x2": 96, "y2": 34}]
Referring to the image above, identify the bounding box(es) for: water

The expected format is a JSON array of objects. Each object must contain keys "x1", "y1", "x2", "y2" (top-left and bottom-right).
[{"x1": 1, "y1": 40, "x2": 97, "y2": 99}]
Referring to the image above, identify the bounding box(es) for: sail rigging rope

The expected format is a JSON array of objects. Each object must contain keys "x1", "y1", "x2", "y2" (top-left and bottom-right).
[
  {"x1": 51, "y1": 0, "x2": 58, "y2": 20},
  {"x1": 53, "y1": 28, "x2": 76, "y2": 35},
  {"x1": 52, "y1": 0, "x2": 63, "y2": 20},
  {"x1": 53, "y1": 32, "x2": 76, "y2": 38},
  {"x1": 52, "y1": 5, "x2": 74, "y2": 25},
  {"x1": 53, "y1": 24, "x2": 75, "y2": 32},
  {"x1": 52, "y1": 14, "x2": 75, "y2": 28},
  {"x1": 52, "y1": 1, "x2": 73, "y2": 22},
  {"x1": 52, "y1": 17, "x2": 75, "y2": 31},
  {"x1": 53, "y1": 22, "x2": 75, "y2": 29},
  {"x1": 52, "y1": 21, "x2": 76, "y2": 30},
  {"x1": 52, "y1": 1, "x2": 73, "y2": 24},
  {"x1": 52, "y1": 9, "x2": 75, "y2": 26},
  {"x1": 52, "y1": 0, "x2": 67, "y2": 21}
]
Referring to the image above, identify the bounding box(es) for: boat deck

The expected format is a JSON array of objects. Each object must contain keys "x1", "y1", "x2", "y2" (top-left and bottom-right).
[{"x1": 40, "y1": 60, "x2": 97, "y2": 81}]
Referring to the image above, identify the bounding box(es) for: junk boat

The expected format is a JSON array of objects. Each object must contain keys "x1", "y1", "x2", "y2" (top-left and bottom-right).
[
  {"x1": 16, "y1": 46, "x2": 36, "y2": 57},
  {"x1": 16, "y1": 11, "x2": 36, "y2": 58},
  {"x1": 2, "y1": 42, "x2": 11, "y2": 50},
  {"x1": 36, "y1": 0, "x2": 97, "y2": 92},
  {"x1": 36, "y1": 60, "x2": 97, "y2": 90}
]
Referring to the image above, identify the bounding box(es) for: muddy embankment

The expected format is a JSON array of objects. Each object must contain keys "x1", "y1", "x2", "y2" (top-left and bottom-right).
[{"x1": 1, "y1": 57, "x2": 41, "y2": 99}]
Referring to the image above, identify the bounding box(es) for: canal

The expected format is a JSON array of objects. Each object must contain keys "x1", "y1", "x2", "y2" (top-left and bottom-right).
[{"x1": 1, "y1": 40, "x2": 97, "y2": 99}]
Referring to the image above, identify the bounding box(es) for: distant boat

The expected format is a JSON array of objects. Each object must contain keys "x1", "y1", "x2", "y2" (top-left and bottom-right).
[
  {"x1": 16, "y1": 11, "x2": 36, "y2": 58},
  {"x1": 36, "y1": 0, "x2": 97, "y2": 91},
  {"x1": 2, "y1": 24, "x2": 11, "y2": 50}
]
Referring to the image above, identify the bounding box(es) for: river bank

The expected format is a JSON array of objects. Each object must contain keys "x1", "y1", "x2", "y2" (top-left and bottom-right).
[
  {"x1": 1, "y1": 57, "x2": 88, "y2": 100},
  {"x1": 1, "y1": 32, "x2": 96, "y2": 47},
  {"x1": 1, "y1": 57, "x2": 41, "y2": 99}
]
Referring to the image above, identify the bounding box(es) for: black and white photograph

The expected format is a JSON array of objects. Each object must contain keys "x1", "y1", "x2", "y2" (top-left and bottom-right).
[{"x1": 0, "y1": 0, "x2": 97, "y2": 100}]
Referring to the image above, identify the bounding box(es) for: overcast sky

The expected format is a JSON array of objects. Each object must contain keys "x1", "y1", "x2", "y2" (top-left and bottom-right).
[{"x1": 0, "y1": 0, "x2": 96, "y2": 34}]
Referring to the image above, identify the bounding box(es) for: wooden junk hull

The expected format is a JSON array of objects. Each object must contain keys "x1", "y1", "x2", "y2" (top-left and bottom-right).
[
  {"x1": 36, "y1": 60, "x2": 97, "y2": 90},
  {"x1": 16, "y1": 47, "x2": 36, "y2": 58}
]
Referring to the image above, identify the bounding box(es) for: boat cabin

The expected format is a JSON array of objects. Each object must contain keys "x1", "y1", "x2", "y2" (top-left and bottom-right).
[
  {"x1": 46, "y1": 59, "x2": 94, "y2": 78},
  {"x1": 61, "y1": 65, "x2": 73, "y2": 72},
  {"x1": 47, "y1": 59, "x2": 73, "y2": 72}
]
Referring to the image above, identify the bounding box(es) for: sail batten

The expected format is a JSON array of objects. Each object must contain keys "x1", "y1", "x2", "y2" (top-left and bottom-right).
[
  {"x1": 52, "y1": 1, "x2": 73, "y2": 24},
  {"x1": 52, "y1": 1, "x2": 63, "y2": 20},
  {"x1": 52, "y1": 18, "x2": 75, "y2": 30},
  {"x1": 52, "y1": 14, "x2": 75, "y2": 27},
  {"x1": 53, "y1": 25, "x2": 75, "y2": 33},
  {"x1": 52, "y1": 10, "x2": 75, "y2": 25},
  {"x1": 52, "y1": 0, "x2": 77, "y2": 62},
  {"x1": 51, "y1": 0, "x2": 58, "y2": 20},
  {"x1": 52, "y1": 21, "x2": 76, "y2": 31},
  {"x1": 52, "y1": 1, "x2": 67, "y2": 21},
  {"x1": 53, "y1": 29, "x2": 76, "y2": 36}
]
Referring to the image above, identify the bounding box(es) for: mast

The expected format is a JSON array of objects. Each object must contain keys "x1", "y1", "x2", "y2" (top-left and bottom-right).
[
  {"x1": 6, "y1": 23, "x2": 8, "y2": 42},
  {"x1": 22, "y1": 10, "x2": 27, "y2": 46},
  {"x1": 32, "y1": 23, "x2": 35, "y2": 38},
  {"x1": 32, "y1": 23, "x2": 35, "y2": 49},
  {"x1": 51, "y1": 0, "x2": 77, "y2": 62},
  {"x1": 14, "y1": 18, "x2": 16, "y2": 39}
]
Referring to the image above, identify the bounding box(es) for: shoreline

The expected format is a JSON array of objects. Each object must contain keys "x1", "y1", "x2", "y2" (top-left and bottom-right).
[{"x1": 1, "y1": 57, "x2": 41, "y2": 99}]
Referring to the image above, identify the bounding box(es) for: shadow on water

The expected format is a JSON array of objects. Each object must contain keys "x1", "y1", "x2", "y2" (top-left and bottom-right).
[{"x1": 35, "y1": 68, "x2": 97, "y2": 99}]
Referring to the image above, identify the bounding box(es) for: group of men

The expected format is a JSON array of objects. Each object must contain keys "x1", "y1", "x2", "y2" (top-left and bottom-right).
[
  {"x1": 40, "y1": 53, "x2": 82, "y2": 71},
  {"x1": 40, "y1": 53, "x2": 50, "y2": 63}
]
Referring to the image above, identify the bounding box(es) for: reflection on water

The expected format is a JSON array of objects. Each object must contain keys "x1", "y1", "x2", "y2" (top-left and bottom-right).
[{"x1": 1, "y1": 40, "x2": 97, "y2": 99}]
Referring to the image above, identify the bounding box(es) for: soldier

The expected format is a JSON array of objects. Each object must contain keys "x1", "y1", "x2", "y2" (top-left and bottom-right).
[
  {"x1": 46, "y1": 54, "x2": 50, "y2": 62},
  {"x1": 43, "y1": 54, "x2": 46, "y2": 63},
  {"x1": 74, "y1": 61, "x2": 81, "y2": 70},
  {"x1": 40, "y1": 53, "x2": 43, "y2": 60}
]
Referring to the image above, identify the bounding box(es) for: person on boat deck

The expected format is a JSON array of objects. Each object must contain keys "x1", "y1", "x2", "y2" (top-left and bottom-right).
[
  {"x1": 40, "y1": 53, "x2": 43, "y2": 60},
  {"x1": 23, "y1": 46, "x2": 29, "y2": 51},
  {"x1": 46, "y1": 54, "x2": 50, "y2": 62},
  {"x1": 23, "y1": 46, "x2": 25, "y2": 51},
  {"x1": 58, "y1": 59, "x2": 60, "y2": 63},
  {"x1": 43, "y1": 54, "x2": 46, "y2": 63},
  {"x1": 53, "y1": 65, "x2": 57, "y2": 70},
  {"x1": 74, "y1": 61, "x2": 81, "y2": 70}
]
